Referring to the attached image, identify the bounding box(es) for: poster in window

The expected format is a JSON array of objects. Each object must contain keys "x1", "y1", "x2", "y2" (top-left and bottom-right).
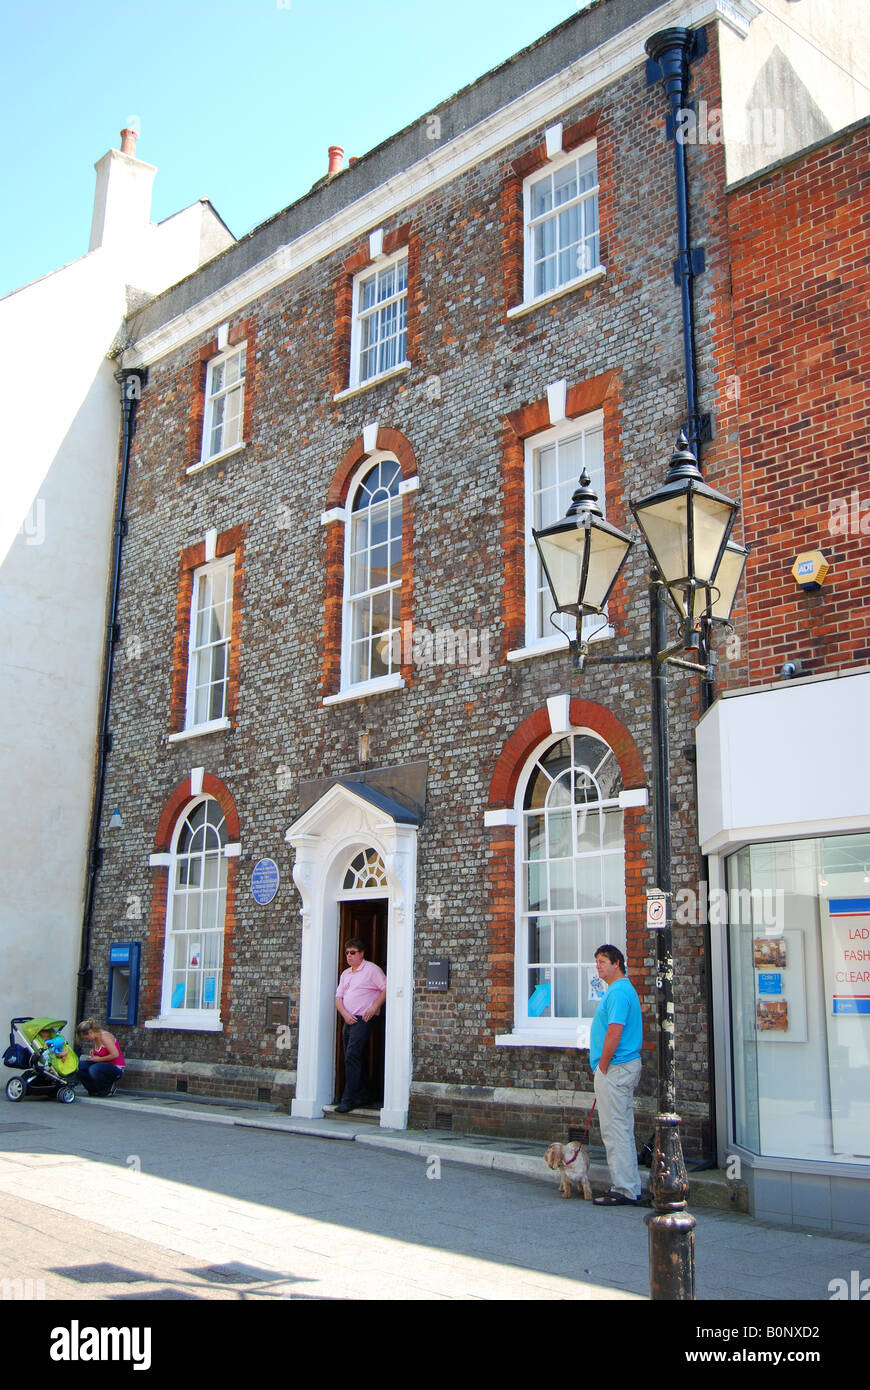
[
  {"x1": 821, "y1": 898, "x2": 870, "y2": 1156},
  {"x1": 755, "y1": 929, "x2": 807, "y2": 1043},
  {"x1": 754, "y1": 937, "x2": 787, "y2": 969}
]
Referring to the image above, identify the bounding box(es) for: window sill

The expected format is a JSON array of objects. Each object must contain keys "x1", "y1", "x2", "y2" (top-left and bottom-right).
[
  {"x1": 168, "y1": 718, "x2": 232, "y2": 743},
  {"x1": 187, "y1": 442, "x2": 246, "y2": 476},
  {"x1": 334, "y1": 362, "x2": 410, "y2": 402},
  {"x1": 507, "y1": 266, "x2": 606, "y2": 320},
  {"x1": 323, "y1": 673, "x2": 405, "y2": 706},
  {"x1": 496, "y1": 1022, "x2": 591, "y2": 1049},
  {"x1": 507, "y1": 628, "x2": 614, "y2": 663},
  {"x1": 144, "y1": 1015, "x2": 224, "y2": 1033}
]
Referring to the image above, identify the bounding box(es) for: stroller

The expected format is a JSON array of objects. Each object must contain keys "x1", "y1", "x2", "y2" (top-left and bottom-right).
[{"x1": 3, "y1": 1017, "x2": 80, "y2": 1104}]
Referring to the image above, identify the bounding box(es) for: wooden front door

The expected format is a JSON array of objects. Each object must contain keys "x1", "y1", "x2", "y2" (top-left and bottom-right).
[{"x1": 335, "y1": 899, "x2": 388, "y2": 1105}]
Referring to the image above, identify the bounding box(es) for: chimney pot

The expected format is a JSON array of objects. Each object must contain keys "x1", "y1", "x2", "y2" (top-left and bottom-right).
[
  {"x1": 327, "y1": 145, "x2": 344, "y2": 176},
  {"x1": 120, "y1": 127, "x2": 138, "y2": 157}
]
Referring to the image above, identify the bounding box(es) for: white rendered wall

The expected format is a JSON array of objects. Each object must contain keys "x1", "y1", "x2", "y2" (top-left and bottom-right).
[
  {"x1": 0, "y1": 251, "x2": 128, "y2": 1033},
  {"x1": 719, "y1": 0, "x2": 870, "y2": 184},
  {"x1": 0, "y1": 210, "x2": 233, "y2": 1039}
]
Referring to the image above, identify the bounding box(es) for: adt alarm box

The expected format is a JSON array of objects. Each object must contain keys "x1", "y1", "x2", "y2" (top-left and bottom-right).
[{"x1": 107, "y1": 942, "x2": 141, "y2": 1026}]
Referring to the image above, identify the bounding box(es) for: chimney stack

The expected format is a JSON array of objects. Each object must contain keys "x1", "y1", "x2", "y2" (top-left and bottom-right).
[
  {"x1": 89, "y1": 118, "x2": 155, "y2": 253},
  {"x1": 327, "y1": 145, "x2": 344, "y2": 177}
]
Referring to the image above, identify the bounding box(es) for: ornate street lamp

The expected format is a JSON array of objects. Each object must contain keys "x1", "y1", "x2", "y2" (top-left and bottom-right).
[
  {"x1": 534, "y1": 433, "x2": 742, "y2": 1301},
  {"x1": 533, "y1": 470, "x2": 634, "y2": 666},
  {"x1": 630, "y1": 432, "x2": 739, "y2": 634}
]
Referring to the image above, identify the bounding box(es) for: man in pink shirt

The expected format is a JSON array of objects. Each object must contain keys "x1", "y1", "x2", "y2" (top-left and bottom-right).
[{"x1": 334, "y1": 938, "x2": 387, "y2": 1113}]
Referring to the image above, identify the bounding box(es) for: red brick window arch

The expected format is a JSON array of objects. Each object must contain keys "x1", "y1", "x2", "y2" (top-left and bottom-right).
[
  {"x1": 144, "y1": 775, "x2": 240, "y2": 1032},
  {"x1": 516, "y1": 730, "x2": 626, "y2": 1036},
  {"x1": 486, "y1": 702, "x2": 647, "y2": 1047}
]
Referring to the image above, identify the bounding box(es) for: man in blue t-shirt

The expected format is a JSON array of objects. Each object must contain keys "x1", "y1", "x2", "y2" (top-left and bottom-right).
[{"x1": 589, "y1": 944, "x2": 643, "y2": 1205}]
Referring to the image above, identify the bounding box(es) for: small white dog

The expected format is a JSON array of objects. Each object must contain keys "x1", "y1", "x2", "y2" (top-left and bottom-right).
[{"x1": 543, "y1": 1141, "x2": 593, "y2": 1200}]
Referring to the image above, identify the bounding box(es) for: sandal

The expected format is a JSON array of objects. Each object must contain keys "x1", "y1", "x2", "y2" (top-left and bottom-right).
[{"x1": 594, "y1": 1190, "x2": 639, "y2": 1206}]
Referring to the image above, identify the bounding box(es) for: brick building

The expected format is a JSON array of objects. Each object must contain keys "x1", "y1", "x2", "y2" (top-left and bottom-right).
[
  {"x1": 78, "y1": 1, "x2": 869, "y2": 1226},
  {"x1": 698, "y1": 112, "x2": 870, "y2": 1231}
]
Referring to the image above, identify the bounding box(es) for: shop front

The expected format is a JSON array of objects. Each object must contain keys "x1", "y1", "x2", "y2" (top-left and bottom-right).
[{"x1": 697, "y1": 671, "x2": 870, "y2": 1233}]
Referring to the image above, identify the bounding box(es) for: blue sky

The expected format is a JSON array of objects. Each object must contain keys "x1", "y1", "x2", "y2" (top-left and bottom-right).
[{"x1": 1, "y1": 0, "x2": 580, "y2": 298}]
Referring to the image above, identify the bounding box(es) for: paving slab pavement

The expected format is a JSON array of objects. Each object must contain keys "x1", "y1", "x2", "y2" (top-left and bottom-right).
[{"x1": 1, "y1": 1088, "x2": 867, "y2": 1338}]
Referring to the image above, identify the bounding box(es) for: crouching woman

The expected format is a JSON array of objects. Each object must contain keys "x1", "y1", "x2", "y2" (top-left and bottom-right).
[{"x1": 76, "y1": 1019, "x2": 125, "y2": 1097}]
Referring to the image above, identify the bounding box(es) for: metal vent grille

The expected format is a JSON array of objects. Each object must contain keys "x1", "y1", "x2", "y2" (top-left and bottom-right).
[{"x1": 434, "y1": 1111, "x2": 453, "y2": 1130}]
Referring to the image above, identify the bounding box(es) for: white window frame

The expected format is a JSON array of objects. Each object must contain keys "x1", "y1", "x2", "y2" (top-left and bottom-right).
[
  {"x1": 201, "y1": 343, "x2": 246, "y2": 463},
  {"x1": 522, "y1": 142, "x2": 601, "y2": 307},
  {"x1": 523, "y1": 411, "x2": 611, "y2": 654},
  {"x1": 510, "y1": 730, "x2": 627, "y2": 1046},
  {"x1": 154, "y1": 796, "x2": 230, "y2": 1032},
  {"x1": 338, "y1": 453, "x2": 405, "y2": 697},
  {"x1": 349, "y1": 249, "x2": 409, "y2": 390},
  {"x1": 184, "y1": 556, "x2": 234, "y2": 734}
]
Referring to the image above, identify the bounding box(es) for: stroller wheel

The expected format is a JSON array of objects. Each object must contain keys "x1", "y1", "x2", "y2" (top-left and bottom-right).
[
  {"x1": 55, "y1": 1085, "x2": 76, "y2": 1104},
  {"x1": 5, "y1": 1077, "x2": 26, "y2": 1102}
]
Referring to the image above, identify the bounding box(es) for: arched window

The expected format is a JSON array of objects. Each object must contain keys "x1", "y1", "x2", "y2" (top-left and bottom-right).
[
  {"x1": 343, "y1": 849, "x2": 389, "y2": 891},
  {"x1": 344, "y1": 456, "x2": 402, "y2": 687},
  {"x1": 517, "y1": 732, "x2": 625, "y2": 1031},
  {"x1": 163, "y1": 798, "x2": 228, "y2": 1017}
]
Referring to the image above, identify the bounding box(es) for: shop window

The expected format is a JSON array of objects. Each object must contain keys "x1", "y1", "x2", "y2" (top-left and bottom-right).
[{"x1": 728, "y1": 833, "x2": 870, "y2": 1167}]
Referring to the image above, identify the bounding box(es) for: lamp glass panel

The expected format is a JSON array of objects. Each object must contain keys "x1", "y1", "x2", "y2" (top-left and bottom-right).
[
  {"x1": 583, "y1": 528, "x2": 632, "y2": 611},
  {"x1": 536, "y1": 526, "x2": 587, "y2": 612},
  {"x1": 709, "y1": 543, "x2": 747, "y2": 620},
  {"x1": 634, "y1": 494, "x2": 688, "y2": 583},
  {"x1": 691, "y1": 492, "x2": 737, "y2": 584}
]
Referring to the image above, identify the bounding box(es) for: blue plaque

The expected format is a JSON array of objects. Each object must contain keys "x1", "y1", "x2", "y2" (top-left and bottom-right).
[{"x1": 251, "y1": 858, "x2": 279, "y2": 905}]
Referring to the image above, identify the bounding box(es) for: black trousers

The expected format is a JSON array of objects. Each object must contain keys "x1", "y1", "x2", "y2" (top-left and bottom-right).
[{"x1": 341, "y1": 1015, "x2": 375, "y2": 1105}]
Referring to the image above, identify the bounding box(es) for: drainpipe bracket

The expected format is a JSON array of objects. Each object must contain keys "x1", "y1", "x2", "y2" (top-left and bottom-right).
[{"x1": 673, "y1": 247, "x2": 705, "y2": 283}]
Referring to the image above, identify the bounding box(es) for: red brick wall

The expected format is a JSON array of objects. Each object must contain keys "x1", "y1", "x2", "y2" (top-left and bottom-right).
[{"x1": 725, "y1": 120, "x2": 870, "y2": 685}]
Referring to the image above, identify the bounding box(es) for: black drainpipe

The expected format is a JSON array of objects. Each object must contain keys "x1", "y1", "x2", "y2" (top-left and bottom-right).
[
  {"x1": 646, "y1": 27, "x2": 718, "y2": 1166},
  {"x1": 75, "y1": 365, "x2": 147, "y2": 1024},
  {"x1": 645, "y1": 28, "x2": 710, "y2": 461}
]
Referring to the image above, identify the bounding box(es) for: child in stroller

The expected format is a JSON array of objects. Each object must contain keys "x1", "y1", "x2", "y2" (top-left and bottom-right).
[{"x1": 4, "y1": 1017, "x2": 80, "y2": 1103}]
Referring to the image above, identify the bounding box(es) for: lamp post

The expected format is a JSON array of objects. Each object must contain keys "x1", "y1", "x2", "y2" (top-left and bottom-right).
[{"x1": 533, "y1": 433, "x2": 741, "y2": 1300}]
